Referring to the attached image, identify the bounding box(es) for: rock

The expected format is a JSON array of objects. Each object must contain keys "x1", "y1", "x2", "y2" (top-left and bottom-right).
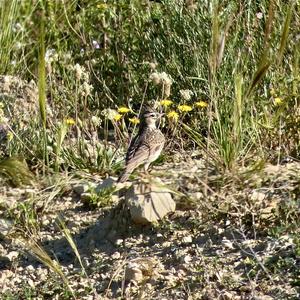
[
  {"x1": 73, "y1": 184, "x2": 90, "y2": 195},
  {"x1": 6, "y1": 251, "x2": 19, "y2": 261},
  {"x1": 222, "y1": 237, "x2": 234, "y2": 249},
  {"x1": 125, "y1": 257, "x2": 156, "y2": 283},
  {"x1": 221, "y1": 291, "x2": 235, "y2": 300},
  {"x1": 124, "y1": 179, "x2": 175, "y2": 224},
  {"x1": 182, "y1": 235, "x2": 193, "y2": 244},
  {"x1": 183, "y1": 254, "x2": 193, "y2": 264},
  {"x1": 0, "y1": 218, "x2": 13, "y2": 238},
  {"x1": 95, "y1": 177, "x2": 115, "y2": 192},
  {"x1": 0, "y1": 256, "x2": 11, "y2": 269},
  {"x1": 253, "y1": 296, "x2": 274, "y2": 300},
  {"x1": 81, "y1": 192, "x2": 93, "y2": 202},
  {"x1": 111, "y1": 252, "x2": 121, "y2": 259},
  {"x1": 115, "y1": 239, "x2": 123, "y2": 246}
]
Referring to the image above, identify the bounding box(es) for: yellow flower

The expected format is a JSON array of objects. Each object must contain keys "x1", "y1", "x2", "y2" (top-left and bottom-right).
[
  {"x1": 159, "y1": 99, "x2": 173, "y2": 107},
  {"x1": 167, "y1": 110, "x2": 179, "y2": 121},
  {"x1": 195, "y1": 101, "x2": 208, "y2": 108},
  {"x1": 178, "y1": 104, "x2": 192, "y2": 112},
  {"x1": 128, "y1": 117, "x2": 140, "y2": 125},
  {"x1": 118, "y1": 107, "x2": 131, "y2": 114},
  {"x1": 7, "y1": 131, "x2": 13, "y2": 141},
  {"x1": 65, "y1": 118, "x2": 75, "y2": 125},
  {"x1": 97, "y1": 3, "x2": 108, "y2": 10},
  {"x1": 274, "y1": 97, "x2": 283, "y2": 106},
  {"x1": 113, "y1": 114, "x2": 122, "y2": 121}
]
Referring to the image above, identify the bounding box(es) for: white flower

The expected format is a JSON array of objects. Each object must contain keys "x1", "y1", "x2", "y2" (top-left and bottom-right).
[
  {"x1": 179, "y1": 89, "x2": 193, "y2": 101},
  {"x1": 102, "y1": 108, "x2": 119, "y2": 121},
  {"x1": 64, "y1": 52, "x2": 72, "y2": 60},
  {"x1": 91, "y1": 116, "x2": 101, "y2": 126},
  {"x1": 256, "y1": 12, "x2": 263, "y2": 19},
  {"x1": 74, "y1": 63, "x2": 84, "y2": 81},
  {"x1": 92, "y1": 40, "x2": 100, "y2": 49},
  {"x1": 81, "y1": 82, "x2": 93, "y2": 96},
  {"x1": 13, "y1": 22, "x2": 24, "y2": 32},
  {"x1": 0, "y1": 116, "x2": 9, "y2": 124},
  {"x1": 148, "y1": 62, "x2": 157, "y2": 70},
  {"x1": 149, "y1": 72, "x2": 161, "y2": 85},
  {"x1": 160, "y1": 72, "x2": 173, "y2": 86},
  {"x1": 15, "y1": 42, "x2": 23, "y2": 50},
  {"x1": 45, "y1": 49, "x2": 56, "y2": 63}
]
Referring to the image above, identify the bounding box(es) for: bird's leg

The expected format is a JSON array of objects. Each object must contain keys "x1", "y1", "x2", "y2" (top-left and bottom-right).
[
  {"x1": 144, "y1": 163, "x2": 150, "y2": 175},
  {"x1": 139, "y1": 163, "x2": 150, "y2": 180}
]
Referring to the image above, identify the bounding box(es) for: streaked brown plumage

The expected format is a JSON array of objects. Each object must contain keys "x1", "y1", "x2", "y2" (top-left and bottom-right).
[{"x1": 118, "y1": 108, "x2": 165, "y2": 183}]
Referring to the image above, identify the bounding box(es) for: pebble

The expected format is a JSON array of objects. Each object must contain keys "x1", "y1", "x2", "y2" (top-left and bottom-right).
[
  {"x1": 111, "y1": 252, "x2": 121, "y2": 259},
  {"x1": 182, "y1": 235, "x2": 193, "y2": 244},
  {"x1": 6, "y1": 251, "x2": 19, "y2": 261}
]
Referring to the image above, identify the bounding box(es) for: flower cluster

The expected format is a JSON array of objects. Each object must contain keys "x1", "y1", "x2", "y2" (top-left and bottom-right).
[
  {"x1": 65, "y1": 118, "x2": 75, "y2": 125},
  {"x1": 149, "y1": 71, "x2": 173, "y2": 98},
  {"x1": 179, "y1": 89, "x2": 193, "y2": 101},
  {"x1": 128, "y1": 117, "x2": 140, "y2": 125},
  {"x1": 270, "y1": 88, "x2": 284, "y2": 106},
  {"x1": 118, "y1": 107, "x2": 131, "y2": 113},
  {"x1": 274, "y1": 97, "x2": 283, "y2": 106},
  {"x1": 158, "y1": 95, "x2": 208, "y2": 122},
  {"x1": 178, "y1": 104, "x2": 193, "y2": 112},
  {"x1": 195, "y1": 101, "x2": 208, "y2": 108},
  {"x1": 73, "y1": 63, "x2": 90, "y2": 82},
  {"x1": 104, "y1": 106, "x2": 140, "y2": 124},
  {"x1": 159, "y1": 99, "x2": 173, "y2": 107},
  {"x1": 72, "y1": 63, "x2": 93, "y2": 97},
  {"x1": 167, "y1": 111, "x2": 179, "y2": 121}
]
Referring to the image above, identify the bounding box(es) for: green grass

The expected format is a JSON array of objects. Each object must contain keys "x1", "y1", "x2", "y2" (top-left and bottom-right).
[{"x1": 1, "y1": 0, "x2": 298, "y2": 172}]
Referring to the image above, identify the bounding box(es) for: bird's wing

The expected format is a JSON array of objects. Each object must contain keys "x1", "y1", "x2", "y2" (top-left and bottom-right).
[
  {"x1": 125, "y1": 131, "x2": 148, "y2": 162},
  {"x1": 125, "y1": 133, "x2": 151, "y2": 170},
  {"x1": 125, "y1": 143, "x2": 151, "y2": 170}
]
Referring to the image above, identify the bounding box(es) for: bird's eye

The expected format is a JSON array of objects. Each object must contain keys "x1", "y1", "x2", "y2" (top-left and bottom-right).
[{"x1": 146, "y1": 112, "x2": 156, "y2": 118}]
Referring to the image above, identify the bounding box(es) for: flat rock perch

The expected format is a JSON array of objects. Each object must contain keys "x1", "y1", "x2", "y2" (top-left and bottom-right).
[{"x1": 124, "y1": 178, "x2": 176, "y2": 224}]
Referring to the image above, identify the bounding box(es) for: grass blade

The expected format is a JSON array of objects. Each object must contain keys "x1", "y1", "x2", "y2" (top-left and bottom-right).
[{"x1": 277, "y1": 2, "x2": 294, "y2": 65}]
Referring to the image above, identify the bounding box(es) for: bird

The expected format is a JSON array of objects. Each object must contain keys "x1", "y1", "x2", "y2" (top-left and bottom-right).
[{"x1": 118, "y1": 107, "x2": 165, "y2": 183}]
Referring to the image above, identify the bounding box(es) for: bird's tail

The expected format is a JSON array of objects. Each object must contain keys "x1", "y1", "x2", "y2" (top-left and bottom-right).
[{"x1": 118, "y1": 164, "x2": 138, "y2": 183}]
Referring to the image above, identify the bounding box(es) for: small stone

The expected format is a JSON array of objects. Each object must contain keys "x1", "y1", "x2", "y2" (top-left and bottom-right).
[
  {"x1": 73, "y1": 183, "x2": 95, "y2": 195},
  {"x1": 0, "y1": 269, "x2": 13, "y2": 281},
  {"x1": 182, "y1": 235, "x2": 193, "y2": 244},
  {"x1": 183, "y1": 254, "x2": 192, "y2": 264},
  {"x1": 222, "y1": 291, "x2": 235, "y2": 300},
  {"x1": 115, "y1": 239, "x2": 123, "y2": 246},
  {"x1": 111, "y1": 252, "x2": 121, "y2": 259},
  {"x1": 125, "y1": 264, "x2": 143, "y2": 283},
  {"x1": 81, "y1": 192, "x2": 93, "y2": 201},
  {"x1": 42, "y1": 218, "x2": 50, "y2": 226},
  {"x1": 28, "y1": 278, "x2": 35, "y2": 288},
  {"x1": 0, "y1": 218, "x2": 13, "y2": 237},
  {"x1": 253, "y1": 296, "x2": 274, "y2": 300},
  {"x1": 222, "y1": 237, "x2": 234, "y2": 249},
  {"x1": 6, "y1": 251, "x2": 19, "y2": 261},
  {"x1": 95, "y1": 177, "x2": 115, "y2": 192},
  {"x1": 125, "y1": 257, "x2": 156, "y2": 283},
  {"x1": 162, "y1": 241, "x2": 171, "y2": 247}
]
